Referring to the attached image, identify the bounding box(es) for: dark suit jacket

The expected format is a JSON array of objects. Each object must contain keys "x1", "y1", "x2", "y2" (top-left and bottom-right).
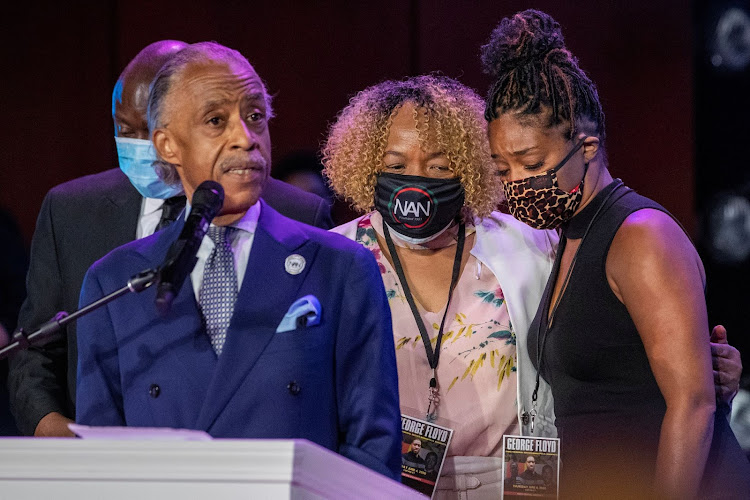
[
  {"x1": 7, "y1": 168, "x2": 332, "y2": 436},
  {"x1": 76, "y1": 201, "x2": 400, "y2": 479},
  {"x1": 0, "y1": 208, "x2": 27, "y2": 436}
]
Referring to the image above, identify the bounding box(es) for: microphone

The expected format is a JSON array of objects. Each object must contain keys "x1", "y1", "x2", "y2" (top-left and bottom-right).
[{"x1": 155, "y1": 180, "x2": 224, "y2": 314}]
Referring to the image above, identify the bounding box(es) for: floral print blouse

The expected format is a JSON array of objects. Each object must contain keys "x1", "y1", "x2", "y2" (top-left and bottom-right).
[{"x1": 355, "y1": 212, "x2": 520, "y2": 458}]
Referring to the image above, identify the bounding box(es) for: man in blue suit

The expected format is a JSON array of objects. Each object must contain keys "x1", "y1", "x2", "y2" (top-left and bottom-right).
[{"x1": 75, "y1": 42, "x2": 401, "y2": 480}]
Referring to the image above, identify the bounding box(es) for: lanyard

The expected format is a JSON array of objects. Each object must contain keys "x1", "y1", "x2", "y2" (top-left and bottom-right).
[
  {"x1": 528, "y1": 181, "x2": 626, "y2": 433},
  {"x1": 383, "y1": 220, "x2": 466, "y2": 421}
]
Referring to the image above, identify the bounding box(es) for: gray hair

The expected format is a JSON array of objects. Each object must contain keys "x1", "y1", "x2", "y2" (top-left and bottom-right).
[{"x1": 147, "y1": 41, "x2": 274, "y2": 185}]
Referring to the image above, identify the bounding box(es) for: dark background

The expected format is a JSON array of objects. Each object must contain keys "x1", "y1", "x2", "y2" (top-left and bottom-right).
[
  {"x1": 1, "y1": 1, "x2": 747, "y2": 366},
  {"x1": 1, "y1": 0, "x2": 694, "y2": 238}
]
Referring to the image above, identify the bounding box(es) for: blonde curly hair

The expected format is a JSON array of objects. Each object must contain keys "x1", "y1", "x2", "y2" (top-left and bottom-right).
[{"x1": 322, "y1": 75, "x2": 500, "y2": 218}]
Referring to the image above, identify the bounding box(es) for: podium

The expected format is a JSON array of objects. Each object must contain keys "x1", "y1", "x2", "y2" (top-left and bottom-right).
[{"x1": 0, "y1": 438, "x2": 423, "y2": 499}]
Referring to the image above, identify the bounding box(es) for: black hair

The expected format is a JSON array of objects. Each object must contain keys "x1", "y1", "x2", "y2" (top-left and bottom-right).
[{"x1": 481, "y1": 9, "x2": 605, "y2": 143}]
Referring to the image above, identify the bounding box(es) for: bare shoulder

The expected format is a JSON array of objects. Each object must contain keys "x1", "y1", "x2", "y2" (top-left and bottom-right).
[
  {"x1": 607, "y1": 208, "x2": 705, "y2": 299},
  {"x1": 613, "y1": 208, "x2": 697, "y2": 260}
]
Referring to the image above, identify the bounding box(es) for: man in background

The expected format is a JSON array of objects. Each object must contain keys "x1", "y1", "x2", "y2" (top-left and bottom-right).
[{"x1": 0, "y1": 208, "x2": 27, "y2": 435}]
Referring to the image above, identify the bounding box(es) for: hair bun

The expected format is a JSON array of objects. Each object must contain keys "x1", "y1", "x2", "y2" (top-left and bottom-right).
[{"x1": 481, "y1": 9, "x2": 565, "y2": 78}]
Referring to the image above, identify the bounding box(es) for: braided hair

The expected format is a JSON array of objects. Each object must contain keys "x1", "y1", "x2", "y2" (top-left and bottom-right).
[{"x1": 480, "y1": 9, "x2": 605, "y2": 144}]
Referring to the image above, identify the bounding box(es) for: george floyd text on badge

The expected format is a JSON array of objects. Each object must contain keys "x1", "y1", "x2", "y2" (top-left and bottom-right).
[
  {"x1": 502, "y1": 434, "x2": 560, "y2": 499},
  {"x1": 401, "y1": 416, "x2": 450, "y2": 442},
  {"x1": 504, "y1": 436, "x2": 558, "y2": 453}
]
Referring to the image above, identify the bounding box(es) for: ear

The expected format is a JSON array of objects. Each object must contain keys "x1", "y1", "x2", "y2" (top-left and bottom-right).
[
  {"x1": 581, "y1": 135, "x2": 600, "y2": 164},
  {"x1": 152, "y1": 128, "x2": 181, "y2": 167}
]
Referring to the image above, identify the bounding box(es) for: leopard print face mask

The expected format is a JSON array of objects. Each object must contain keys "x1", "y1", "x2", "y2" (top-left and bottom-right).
[{"x1": 502, "y1": 137, "x2": 587, "y2": 230}]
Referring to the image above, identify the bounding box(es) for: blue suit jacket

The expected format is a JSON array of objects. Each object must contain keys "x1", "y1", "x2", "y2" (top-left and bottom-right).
[{"x1": 76, "y1": 201, "x2": 401, "y2": 479}]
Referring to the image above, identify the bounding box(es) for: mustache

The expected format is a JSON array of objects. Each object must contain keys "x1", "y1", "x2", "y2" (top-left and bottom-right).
[{"x1": 220, "y1": 153, "x2": 268, "y2": 172}]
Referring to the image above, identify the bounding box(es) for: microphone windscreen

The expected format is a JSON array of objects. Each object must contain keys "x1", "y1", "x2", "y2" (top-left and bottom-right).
[{"x1": 192, "y1": 180, "x2": 224, "y2": 215}]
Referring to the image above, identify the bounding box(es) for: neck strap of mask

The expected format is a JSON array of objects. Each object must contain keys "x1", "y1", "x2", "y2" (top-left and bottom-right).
[
  {"x1": 550, "y1": 136, "x2": 588, "y2": 175},
  {"x1": 383, "y1": 219, "x2": 465, "y2": 386}
]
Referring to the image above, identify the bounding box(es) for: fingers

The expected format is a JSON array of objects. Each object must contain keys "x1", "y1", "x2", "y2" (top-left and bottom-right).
[
  {"x1": 714, "y1": 369, "x2": 739, "y2": 403},
  {"x1": 711, "y1": 343, "x2": 730, "y2": 360},
  {"x1": 710, "y1": 324, "x2": 728, "y2": 344},
  {"x1": 711, "y1": 343, "x2": 742, "y2": 404},
  {"x1": 710, "y1": 342, "x2": 738, "y2": 359},
  {"x1": 711, "y1": 346, "x2": 742, "y2": 373}
]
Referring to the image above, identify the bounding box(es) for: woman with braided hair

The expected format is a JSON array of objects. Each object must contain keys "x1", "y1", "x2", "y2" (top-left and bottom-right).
[{"x1": 481, "y1": 9, "x2": 750, "y2": 498}]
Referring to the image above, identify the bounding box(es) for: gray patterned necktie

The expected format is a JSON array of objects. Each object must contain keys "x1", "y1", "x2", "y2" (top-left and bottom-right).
[{"x1": 199, "y1": 226, "x2": 238, "y2": 355}]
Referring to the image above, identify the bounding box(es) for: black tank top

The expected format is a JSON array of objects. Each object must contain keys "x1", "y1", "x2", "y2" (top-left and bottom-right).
[
  {"x1": 529, "y1": 180, "x2": 667, "y2": 423},
  {"x1": 528, "y1": 180, "x2": 750, "y2": 498}
]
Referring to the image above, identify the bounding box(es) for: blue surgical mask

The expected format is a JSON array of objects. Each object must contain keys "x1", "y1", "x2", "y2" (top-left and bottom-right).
[{"x1": 115, "y1": 136, "x2": 184, "y2": 199}]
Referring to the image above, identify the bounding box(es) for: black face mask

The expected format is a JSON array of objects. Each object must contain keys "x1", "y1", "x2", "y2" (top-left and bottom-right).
[{"x1": 374, "y1": 173, "x2": 465, "y2": 241}]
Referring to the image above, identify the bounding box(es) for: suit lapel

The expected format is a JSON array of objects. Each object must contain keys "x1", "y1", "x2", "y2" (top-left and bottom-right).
[
  {"x1": 196, "y1": 202, "x2": 318, "y2": 431},
  {"x1": 159, "y1": 234, "x2": 217, "y2": 409},
  {"x1": 102, "y1": 171, "x2": 142, "y2": 249},
  {"x1": 136, "y1": 215, "x2": 217, "y2": 421}
]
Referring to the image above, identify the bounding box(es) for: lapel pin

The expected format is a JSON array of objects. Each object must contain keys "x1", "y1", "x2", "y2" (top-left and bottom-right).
[{"x1": 285, "y1": 254, "x2": 306, "y2": 275}]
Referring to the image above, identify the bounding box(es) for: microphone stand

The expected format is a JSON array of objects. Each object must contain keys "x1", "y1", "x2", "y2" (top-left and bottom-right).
[{"x1": 0, "y1": 269, "x2": 159, "y2": 361}]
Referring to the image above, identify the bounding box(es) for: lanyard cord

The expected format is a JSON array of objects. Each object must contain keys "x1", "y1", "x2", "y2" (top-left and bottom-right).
[
  {"x1": 383, "y1": 220, "x2": 466, "y2": 387},
  {"x1": 531, "y1": 181, "x2": 628, "y2": 415}
]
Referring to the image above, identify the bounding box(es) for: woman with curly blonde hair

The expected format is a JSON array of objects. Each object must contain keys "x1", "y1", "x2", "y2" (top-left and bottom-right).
[
  {"x1": 324, "y1": 75, "x2": 559, "y2": 498},
  {"x1": 324, "y1": 75, "x2": 498, "y2": 219}
]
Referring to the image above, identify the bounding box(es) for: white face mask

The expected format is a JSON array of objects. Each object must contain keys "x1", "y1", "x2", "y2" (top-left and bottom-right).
[
  {"x1": 384, "y1": 220, "x2": 454, "y2": 245},
  {"x1": 115, "y1": 136, "x2": 183, "y2": 199}
]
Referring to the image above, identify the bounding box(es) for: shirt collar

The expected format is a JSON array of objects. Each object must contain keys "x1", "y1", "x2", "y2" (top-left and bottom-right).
[
  {"x1": 143, "y1": 197, "x2": 165, "y2": 216},
  {"x1": 227, "y1": 200, "x2": 260, "y2": 234}
]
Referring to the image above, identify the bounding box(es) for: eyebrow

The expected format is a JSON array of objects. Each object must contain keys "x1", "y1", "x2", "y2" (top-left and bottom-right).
[
  {"x1": 490, "y1": 146, "x2": 539, "y2": 160},
  {"x1": 199, "y1": 98, "x2": 232, "y2": 114},
  {"x1": 510, "y1": 146, "x2": 539, "y2": 156},
  {"x1": 383, "y1": 150, "x2": 446, "y2": 159},
  {"x1": 244, "y1": 92, "x2": 265, "y2": 102},
  {"x1": 199, "y1": 92, "x2": 267, "y2": 111},
  {"x1": 114, "y1": 113, "x2": 144, "y2": 127}
]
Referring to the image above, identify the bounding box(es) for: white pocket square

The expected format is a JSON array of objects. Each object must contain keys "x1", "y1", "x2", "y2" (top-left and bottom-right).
[{"x1": 275, "y1": 295, "x2": 322, "y2": 333}]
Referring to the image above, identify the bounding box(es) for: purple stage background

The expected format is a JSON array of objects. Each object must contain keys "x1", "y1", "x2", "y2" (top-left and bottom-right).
[{"x1": 1, "y1": 1, "x2": 692, "y2": 244}]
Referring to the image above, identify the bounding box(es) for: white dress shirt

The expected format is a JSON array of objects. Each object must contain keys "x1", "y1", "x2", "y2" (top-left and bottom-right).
[
  {"x1": 189, "y1": 201, "x2": 261, "y2": 299},
  {"x1": 136, "y1": 197, "x2": 166, "y2": 239}
]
